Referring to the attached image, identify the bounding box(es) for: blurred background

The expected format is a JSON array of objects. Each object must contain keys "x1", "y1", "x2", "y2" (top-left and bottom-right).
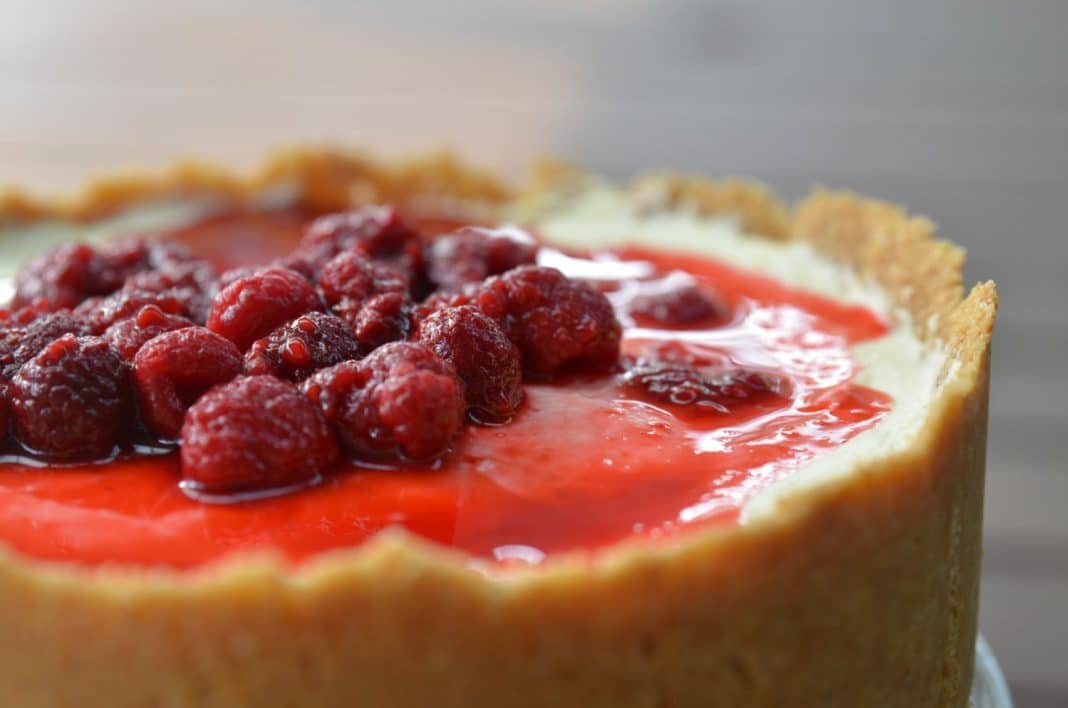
[{"x1": 1, "y1": 1, "x2": 1065, "y2": 703}]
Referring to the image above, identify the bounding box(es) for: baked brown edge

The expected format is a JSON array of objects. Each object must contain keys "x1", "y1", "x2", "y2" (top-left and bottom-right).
[
  {"x1": 0, "y1": 146, "x2": 511, "y2": 223},
  {"x1": 0, "y1": 147, "x2": 996, "y2": 708}
]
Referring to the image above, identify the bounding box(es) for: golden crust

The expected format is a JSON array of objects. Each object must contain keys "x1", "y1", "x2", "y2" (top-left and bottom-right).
[
  {"x1": 0, "y1": 147, "x2": 996, "y2": 707},
  {"x1": 0, "y1": 146, "x2": 511, "y2": 224}
]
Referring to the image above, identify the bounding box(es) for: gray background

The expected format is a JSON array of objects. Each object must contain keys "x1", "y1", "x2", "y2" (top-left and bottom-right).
[{"x1": 1, "y1": 1, "x2": 1065, "y2": 703}]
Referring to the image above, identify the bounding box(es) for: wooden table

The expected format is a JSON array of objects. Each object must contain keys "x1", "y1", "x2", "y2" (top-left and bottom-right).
[{"x1": 2, "y1": 1, "x2": 1065, "y2": 703}]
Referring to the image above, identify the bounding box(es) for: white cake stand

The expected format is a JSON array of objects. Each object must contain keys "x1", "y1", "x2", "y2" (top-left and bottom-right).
[{"x1": 971, "y1": 635, "x2": 1014, "y2": 708}]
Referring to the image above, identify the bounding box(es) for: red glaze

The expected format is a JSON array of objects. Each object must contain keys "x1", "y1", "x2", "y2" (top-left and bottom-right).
[
  {"x1": 0, "y1": 211, "x2": 892, "y2": 570},
  {"x1": 162, "y1": 207, "x2": 314, "y2": 270}
]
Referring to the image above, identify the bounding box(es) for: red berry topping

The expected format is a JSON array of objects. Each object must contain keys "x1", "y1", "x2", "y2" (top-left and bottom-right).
[
  {"x1": 76, "y1": 288, "x2": 188, "y2": 334},
  {"x1": 102, "y1": 305, "x2": 194, "y2": 360},
  {"x1": 12, "y1": 244, "x2": 109, "y2": 311},
  {"x1": 131, "y1": 281, "x2": 212, "y2": 326},
  {"x1": 216, "y1": 266, "x2": 262, "y2": 292},
  {"x1": 272, "y1": 250, "x2": 323, "y2": 281},
  {"x1": 416, "y1": 305, "x2": 523, "y2": 423},
  {"x1": 206, "y1": 266, "x2": 321, "y2": 350},
  {"x1": 123, "y1": 264, "x2": 208, "y2": 296},
  {"x1": 143, "y1": 240, "x2": 201, "y2": 271},
  {"x1": 300, "y1": 206, "x2": 425, "y2": 288},
  {"x1": 275, "y1": 240, "x2": 371, "y2": 284},
  {"x1": 9, "y1": 335, "x2": 132, "y2": 458},
  {"x1": 426, "y1": 226, "x2": 538, "y2": 291},
  {"x1": 133, "y1": 327, "x2": 243, "y2": 439},
  {"x1": 475, "y1": 266, "x2": 622, "y2": 377},
  {"x1": 123, "y1": 258, "x2": 216, "y2": 325},
  {"x1": 180, "y1": 375, "x2": 339, "y2": 495},
  {"x1": 0, "y1": 299, "x2": 53, "y2": 327},
  {"x1": 411, "y1": 287, "x2": 477, "y2": 324},
  {"x1": 244, "y1": 312, "x2": 359, "y2": 381},
  {"x1": 302, "y1": 341, "x2": 464, "y2": 462},
  {"x1": 0, "y1": 379, "x2": 9, "y2": 442},
  {"x1": 0, "y1": 311, "x2": 92, "y2": 380},
  {"x1": 339, "y1": 291, "x2": 413, "y2": 355},
  {"x1": 629, "y1": 278, "x2": 727, "y2": 327},
  {"x1": 9, "y1": 239, "x2": 190, "y2": 313},
  {"x1": 620, "y1": 345, "x2": 787, "y2": 412},
  {"x1": 301, "y1": 206, "x2": 415, "y2": 262},
  {"x1": 316, "y1": 251, "x2": 408, "y2": 308},
  {"x1": 89, "y1": 240, "x2": 152, "y2": 295}
]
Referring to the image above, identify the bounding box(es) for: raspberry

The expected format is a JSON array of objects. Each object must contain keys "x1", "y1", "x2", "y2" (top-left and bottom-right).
[
  {"x1": 75, "y1": 288, "x2": 188, "y2": 334},
  {"x1": 338, "y1": 291, "x2": 413, "y2": 355},
  {"x1": 9, "y1": 335, "x2": 132, "y2": 458},
  {"x1": 301, "y1": 206, "x2": 415, "y2": 262},
  {"x1": 133, "y1": 327, "x2": 243, "y2": 440},
  {"x1": 411, "y1": 287, "x2": 476, "y2": 323},
  {"x1": 0, "y1": 311, "x2": 91, "y2": 380},
  {"x1": 216, "y1": 266, "x2": 262, "y2": 292},
  {"x1": 475, "y1": 266, "x2": 622, "y2": 377},
  {"x1": 316, "y1": 251, "x2": 409, "y2": 308},
  {"x1": 123, "y1": 267, "x2": 193, "y2": 295},
  {"x1": 105, "y1": 239, "x2": 214, "y2": 290},
  {"x1": 123, "y1": 256, "x2": 216, "y2": 324},
  {"x1": 12, "y1": 244, "x2": 108, "y2": 310},
  {"x1": 244, "y1": 312, "x2": 359, "y2": 381},
  {"x1": 619, "y1": 345, "x2": 787, "y2": 413},
  {"x1": 180, "y1": 375, "x2": 339, "y2": 495},
  {"x1": 629, "y1": 279, "x2": 726, "y2": 327},
  {"x1": 0, "y1": 299, "x2": 52, "y2": 327},
  {"x1": 416, "y1": 306, "x2": 523, "y2": 422},
  {"x1": 93, "y1": 239, "x2": 152, "y2": 293},
  {"x1": 206, "y1": 266, "x2": 321, "y2": 350},
  {"x1": 0, "y1": 379, "x2": 9, "y2": 442},
  {"x1": 273, "y1": 248, "x2": 330, "y2": 281},
  {"x1": 102, "y1": 305, "x2": 194, "y2": 360},
  {"x1": 425, "y1": 226, "x2": 538, "y2": 291},
  {"x1": 302, "y1": 341, "x2": 464, "y2": 462},
  {"x1": 144, "y1": 240, "x2": 201, "y2": 271},
  {"x1": 300, "y1": 207, "x2": 425, "y2": 290},
  {"x1": 10, "y1": 239, "x2": 179, "y2": 312}
]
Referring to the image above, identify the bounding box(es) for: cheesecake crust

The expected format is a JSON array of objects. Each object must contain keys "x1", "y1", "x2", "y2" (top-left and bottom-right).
[{"x1": 0, "y1": 147, "x2": 996, "y2": 708}]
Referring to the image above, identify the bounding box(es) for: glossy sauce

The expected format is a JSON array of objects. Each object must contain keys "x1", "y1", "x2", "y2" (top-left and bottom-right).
[{"x1": 0, "y1": 210, "x2": 891, "y2": 569}]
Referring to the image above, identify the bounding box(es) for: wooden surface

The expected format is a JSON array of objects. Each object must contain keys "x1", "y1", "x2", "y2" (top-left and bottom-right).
[{"x1": 2, "y1": 1, "x2": 1065, "y2": 704}]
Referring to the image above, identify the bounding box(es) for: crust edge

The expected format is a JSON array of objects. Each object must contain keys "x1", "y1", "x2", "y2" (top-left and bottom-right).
[{"x1": 0, "y1": 146, "x2": 512, "y2": 223}]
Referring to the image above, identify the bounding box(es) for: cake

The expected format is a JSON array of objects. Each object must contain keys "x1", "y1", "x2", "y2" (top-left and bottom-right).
[{"x1": 0, "y1": 148, "x2": 997, "y2": 707}]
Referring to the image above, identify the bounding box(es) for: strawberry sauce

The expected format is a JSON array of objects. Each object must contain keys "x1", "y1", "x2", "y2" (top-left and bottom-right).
[{"x1": 0, "y1": 209, "x2": 891, "y2": 569}]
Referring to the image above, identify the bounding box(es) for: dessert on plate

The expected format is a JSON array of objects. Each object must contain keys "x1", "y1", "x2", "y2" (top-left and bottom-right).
[{"x1": 0, "y1": 148, "x2": 996, "y2": 707}]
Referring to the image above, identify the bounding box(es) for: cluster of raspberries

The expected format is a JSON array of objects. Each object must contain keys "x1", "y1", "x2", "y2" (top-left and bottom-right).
[{"x1": 0, "y1": 207, "x2": 621, "y2": 496}]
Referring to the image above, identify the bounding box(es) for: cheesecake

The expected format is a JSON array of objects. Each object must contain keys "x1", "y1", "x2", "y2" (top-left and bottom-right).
[{"x1": 0, "y1": 148, "x2": 997, "y2": 707}]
